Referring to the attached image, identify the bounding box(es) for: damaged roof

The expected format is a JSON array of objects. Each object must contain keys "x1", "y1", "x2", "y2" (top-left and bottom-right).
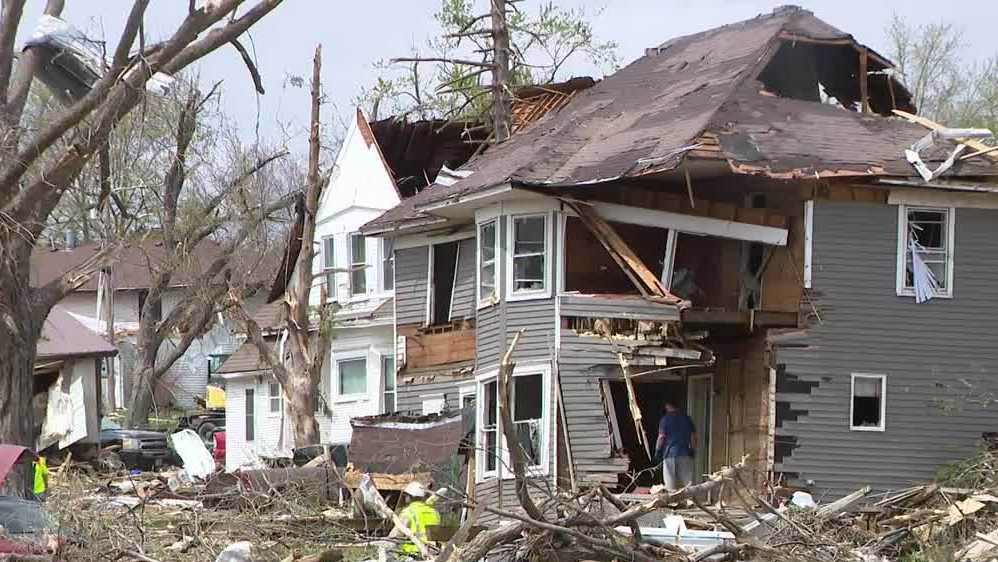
[
  {"x1": 37, "y1": 306, "x2": 117, "y2": 361},
  {"x1": 349, "y1": 411, "x2": 465, "y2": 475},
  {"x1": 362, "y1": 6, "x2": 997, "y2": 233}
]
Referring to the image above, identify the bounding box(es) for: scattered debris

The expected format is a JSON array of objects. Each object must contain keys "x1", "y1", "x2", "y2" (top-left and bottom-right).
[{"x1": 170, "y1": 429, "x2": 216, "y2": 480}]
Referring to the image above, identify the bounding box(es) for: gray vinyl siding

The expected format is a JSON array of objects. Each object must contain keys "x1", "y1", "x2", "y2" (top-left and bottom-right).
[
  {"x1": 775, "y1": 200, "x2": 998, "y2": 498},
  {"x1": 560, "y1": 295, "x2": 680, "y2": 322},
  {"x1": 559, "y1": 332, "x2": 629, "y2": 484},
  {"x1": 396, "y1": 378, "x2": 468, "y2": 415},
  {"x1": 476, "y1": 305, "x2": 502, "y2": 368},
  {"x1": 451, "y1": 238, "x2": 476, "y2": 321},
  {"x1": 395, "y1": 246, "x2": 428, "y2": 325}
]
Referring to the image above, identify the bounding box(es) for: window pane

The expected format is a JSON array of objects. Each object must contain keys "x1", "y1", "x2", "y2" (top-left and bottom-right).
[
  {"x1": 245, "y1": 389, "x2": 255, "y2": 441},
  {"x1": 325, "y1": 272, "x2": 336, "y2": 301},
  {"x1": 480, "y1": 262, "x2": 496, "y2": 299},
  {"x1": 351, "y1": 234, "x2": 366, "y2": 262},
  {"x1": 513, "y1": 421, "x2": 541, "y2": 465},
  {"x1": 351, "y1": 269, "x2": 366, "y2": 295},
  {"x1": 382, "y1": 356, "x2": 395, "y2": 390},
  {"x1": 480, "y1": 221, "x2": 496, "y2": 261},
  {"x1": 323, "y1": 237, "x2": 335, "y2": 268},
  {"x1": 269, "y1": 383, "x2": 281, "y2": 413},
  {"x1": 484, "y1": 381, "x2": 498, "y2": 425},
  {"x1": 854, "y1": 377, "x2": 882, "y2": 398},
  {"x1": 485, "y1": 429, "x2": 498, "y2": 471},
  {"x1": 908, "y1": 210, "x2": 946, "y2": 249},
  {"x1": 513, "y1": 255, "x2": 545, "y2": 290},
  {"x1": 852, "y1": 376, "x2": 883, "y2": 428},
  {"x1": 513, "y1": 216, "x2": 545, "y2": 255},
  {"x1": 382, "y1": 239, "x2": 394, "y2": 289},
  {"x1": 339, "y1": 359, "x2": 367, "y2": 395},
  {"x1": 513, "y1": 375, "x2": 543, "y2": 421}
]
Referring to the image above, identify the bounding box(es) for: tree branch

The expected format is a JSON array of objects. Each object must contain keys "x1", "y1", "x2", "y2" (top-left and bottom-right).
[
  {"x1": 0, "y1": 0, "x2": 27, "y2": 105},
  {"x1": 229, "y1": 38, "x2": 265, "y2": 94},
  {"x1": 391, "y1": 57, "x2": 495, "y2": 69}
]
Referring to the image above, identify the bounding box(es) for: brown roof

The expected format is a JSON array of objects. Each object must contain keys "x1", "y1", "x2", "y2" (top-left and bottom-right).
[
  {"x1": 361, "y1": 7, "x2": 998, "y2": 233},
  {"x1": 215, "y1": 338, "x2": 273, "y2": 375},
  {"x1": 37, "y1": 306, "x2": 117, "y2": 361}
]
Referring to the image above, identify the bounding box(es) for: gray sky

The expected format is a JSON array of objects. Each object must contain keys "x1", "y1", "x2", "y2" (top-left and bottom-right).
[{"x1": 19, "y1": 0, "x2": 998, "y2": 149}]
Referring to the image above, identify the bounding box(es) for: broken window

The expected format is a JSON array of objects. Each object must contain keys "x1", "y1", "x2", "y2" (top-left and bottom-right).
[
  {"x1": 510, "y1": 214, "x2": 548, "y2": 295},
  {"x1": 429, "y1": 241, "x2": 459, "y2": 325},
  {"x1": 479, "y1": 379, "x2": 499, "y2": 477},
  {"x1": 268, "y1": 382, "x2": 282, "y2": 414},
  {"x1": 382, "y1": 355, "x2": 396, "y2": 413},
  {"x1": 850, "y1": 374, "x2": 885, "y2": 431},
  {"x1": 512, "y1": 374, "x2": 544, "y2": 467},
  {"x1": 898, "y1": 206, "x2": 953, "y2": 300},
  {"x1": 323, "y1": 236, "x2": 336, "y2": 302},
  {"x1": 245, "y1": 388, "x2": 255, "y2": 441},
  {"x1": 350, "y1": 234, "x2": 367, "y2": 296},
  {"x1": 337, "y1": 358, "x2": 367, "y2": 397},
  {"x1": 478, "y1": 220, "x2": 498, "y2": 305},
  {"x1": 381, "y1": 238, "x2": 395, "y2": 292}
]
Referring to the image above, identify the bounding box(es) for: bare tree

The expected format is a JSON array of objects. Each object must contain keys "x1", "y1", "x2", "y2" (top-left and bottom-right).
[
  {"x1": 887, "y1": 15, "x2": 998, "y2": 132},
  {"x1": 0, "y1": 0, "x2": 284, "y2": 495},
  {"x1": 229, "y1": 45, "x2": 333, "y2": 447},
  {"x1": 122, "y1": 84, "x2": 293, "y2": 428},
  {"x1": 360, "y1": 0, "x2": 618, "y2": 124}
]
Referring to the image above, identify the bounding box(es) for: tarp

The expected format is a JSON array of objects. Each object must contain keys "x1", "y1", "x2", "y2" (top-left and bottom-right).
[{"x1": 0, "y1": 446, "x2": 36, "y2": 487}]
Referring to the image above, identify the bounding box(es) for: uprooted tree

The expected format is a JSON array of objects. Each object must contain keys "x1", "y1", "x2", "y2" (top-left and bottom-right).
[
  {"x1": 122, "y1": 83, "x2": 294, "y2": 428},
  {"x1": 229, "y1": 45, "x2": 334, "y2": 447},
  {"x1": 0, "y1": 0, "x2": 285, "y2": 494}
]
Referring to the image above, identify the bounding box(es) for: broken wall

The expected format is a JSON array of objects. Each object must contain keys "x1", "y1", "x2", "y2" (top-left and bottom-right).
[{"x1": 774, "y1": 198, "x2": 998, "y2": 498}]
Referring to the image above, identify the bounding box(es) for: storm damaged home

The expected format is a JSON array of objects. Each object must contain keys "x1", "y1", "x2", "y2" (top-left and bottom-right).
[{"x1": 360, "y1": 4, "x2": 998, "y2": 509}]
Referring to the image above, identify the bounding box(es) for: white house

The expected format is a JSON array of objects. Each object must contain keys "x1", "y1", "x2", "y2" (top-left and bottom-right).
[
  {"x1": 30, "y1": 241, "x2": 257, "y2": 410},
  {"x1": 219, "y1": 109, "x2": 401, "y2": 471}
]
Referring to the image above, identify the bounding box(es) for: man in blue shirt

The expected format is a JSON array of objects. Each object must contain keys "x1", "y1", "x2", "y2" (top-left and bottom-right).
[{"x1": 654, "y1": 400, "x2": 697, "y2": 491}]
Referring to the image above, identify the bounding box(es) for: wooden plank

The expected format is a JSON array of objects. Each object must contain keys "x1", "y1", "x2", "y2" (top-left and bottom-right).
[{"x1": 570, "y1": 201, "x2": 680, "y2": 302}]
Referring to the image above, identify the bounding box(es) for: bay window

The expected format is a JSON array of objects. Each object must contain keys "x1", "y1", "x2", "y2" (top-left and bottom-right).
[
  {"x1": 476, "y1": 366, "x2": 549, "y2": 481},
  {"x1": 350, "y1": 233, "x2": 367, "y2": 296},
  {"x1": 508, "y1": 214, "x2": 550, "y2": 299}
]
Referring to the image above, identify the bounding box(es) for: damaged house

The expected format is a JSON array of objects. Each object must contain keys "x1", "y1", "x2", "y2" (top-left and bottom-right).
[{"x1": 360, "y1": 5, "x2": 998, "y2": 509}]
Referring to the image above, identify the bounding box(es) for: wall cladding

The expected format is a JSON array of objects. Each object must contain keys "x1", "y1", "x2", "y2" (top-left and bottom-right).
[
  {"x1": 774, "y1": 200, "x2": 998, "y2": 497},
  {"x1": 395, "y1": 247, "x2": 429, "y2": 325}
]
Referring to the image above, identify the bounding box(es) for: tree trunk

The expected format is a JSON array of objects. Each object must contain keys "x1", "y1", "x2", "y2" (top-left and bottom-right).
[
  {"x1": 0, "y1": 243, "x2": 42, "y2": 497},
  {"x1": 287, "y1": 373, "x2": 320, "y2": 445},
  {"x1": 124, "y1": 365, "x2": 157, "y2": 428}
]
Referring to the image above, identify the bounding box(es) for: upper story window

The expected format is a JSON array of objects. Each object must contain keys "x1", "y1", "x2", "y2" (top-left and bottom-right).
[
  {"x1": 350, "y1": 234, "x2": 367, "y2": 296},
  {"x1": 508, "y1": 214, "x2": 550, "y2": 300},
  {"x1": 381, "y1": 238, "x2": 395, "y2": 292},
  {"x1": 477, "y1": 220, "x2": 498, "y2": 307},
  {"x1": 897, "y1": 205, "x2": 954, "y2": 300},
  {"x1": 322, "y1": 236, "x2": 336, "y2": 302}
]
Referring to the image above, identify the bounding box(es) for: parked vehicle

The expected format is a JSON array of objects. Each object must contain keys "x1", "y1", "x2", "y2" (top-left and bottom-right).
[
  {"x1": 177, "y1": 409, "x2": 225, "y2": 444},
  {"x1": 0, "y1": 497, "x2": 59, "y2": 555},
  {"x1": 98, "y1": 428, "x2": 176, "y2": 470},
  {"x1": 212, "y1": 431, "x2": 226, "y2": 466}
]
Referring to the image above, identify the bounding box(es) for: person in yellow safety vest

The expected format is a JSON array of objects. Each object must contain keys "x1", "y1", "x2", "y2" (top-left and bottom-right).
[
  {"x1": 395, "y1": 481, "x2": 440, "y2": 558},
  {"x1": 33, "y1": 456, "x2": 48, "y2": 497}
]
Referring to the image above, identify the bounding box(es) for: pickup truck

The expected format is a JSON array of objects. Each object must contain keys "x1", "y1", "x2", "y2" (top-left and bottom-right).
[
  {"x1": 98, "y1": 428, "x2": 177, "y2": 470},
  {"x1": 176, "y1": 409, "x2": 225, "y2": 443}
]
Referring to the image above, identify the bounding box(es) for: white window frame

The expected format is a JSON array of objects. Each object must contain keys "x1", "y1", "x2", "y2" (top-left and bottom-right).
[
  {"x1": 349, "y1": 233, "x2": 368, "y2": 297},
  {"x1": 895, "y1": 204, "x2": 955, "y2": 299},
  {"x1": 322, "y1": 235, "x2": 337, "y2": 302},
  {"x1": 244, "y1": 388, "x2": 255, "y2": 442},
  {"x1": 505, "y1": 212, "x2": 553, "y2": 301},
  {"x1": 476, "y1": 219, "x2": 500, "y2": 308},
  {"x1": 267, "y1": 381, "x2": 283, "y2": 416},
  {"x1": 459, "y1": 384, "x2": 476, "y2": 409},
  {"x1": 381, "y1": 354, "x2": 397, "y2": 414},
  {"x1": 849, "y1": 373, "x2": 886, "y2": 432},
  {"x1": 380, "y1": 237, "x2": 395, "y2": 293},
  {"x1": 333, "y1": 351, "x2": 369, "y2": 402},
  {"x1": 475, "y1": 363, "x2": 551, "y2": 482}
]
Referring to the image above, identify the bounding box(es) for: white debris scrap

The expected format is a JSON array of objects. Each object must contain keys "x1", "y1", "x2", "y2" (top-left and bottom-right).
[{"x1": 170, "y1": 429, "x2": 216, "y2": 480}]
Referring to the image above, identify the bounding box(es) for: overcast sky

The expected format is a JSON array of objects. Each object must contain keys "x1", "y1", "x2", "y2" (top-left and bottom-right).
[{"x1": 18, "y1": 0, "x2": 998, "y2": 149}]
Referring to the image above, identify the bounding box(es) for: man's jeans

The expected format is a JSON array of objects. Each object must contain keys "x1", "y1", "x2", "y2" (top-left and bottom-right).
[{"x1": 663, "y1": 455, "x2": 694, "y2": 491}]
